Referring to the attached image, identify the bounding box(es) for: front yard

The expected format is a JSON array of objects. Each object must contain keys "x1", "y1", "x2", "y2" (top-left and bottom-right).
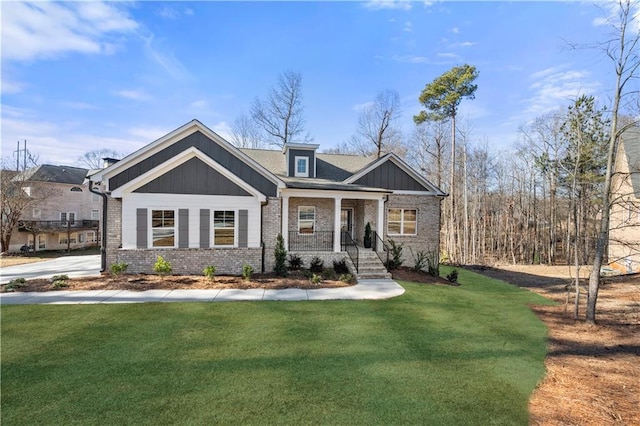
[{"x1": 1, "y1": 268, "x2": 552, "y2": 425}]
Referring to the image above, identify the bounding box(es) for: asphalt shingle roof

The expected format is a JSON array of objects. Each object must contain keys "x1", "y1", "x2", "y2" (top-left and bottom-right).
[{"x1": 18, "y1": 164, "x2": 89, "y2": 185}]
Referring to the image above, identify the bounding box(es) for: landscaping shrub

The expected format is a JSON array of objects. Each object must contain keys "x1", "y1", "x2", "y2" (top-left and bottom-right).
[
  {"x1": 51, "y1": 274, "x2": 69, "y2": 288},
  {"x1": 242, "y1": 264, "x2": 254, "y2": 281},
  {"x1": 410, "y1": 248, "x2": 429, "y2": 272},
  {"x1": 287, "y1": 254, "x2": 303, "y2": 271},
  {"x1": 446, "y1": 269, "x2": 459, "y2": 283},
  {"x1": 321, "y1": 268, "x2": 337, "y2": 280},
  {"x1": 110, "y1": 262, "x2": 128, "y2": 277},
  {"x1": 339, "y1": 273, "x2": 354, "y2": 284},
  {"x1": 333, "y1": 258, "x2": 350, "y2": 275},
  {"x1": 309, "y1": 273, "x2": 322, "y2": 285},
  {"x1": 309, "y1": 256, "x2": 324, "y2": 273},
  {"x1": 203, "y1": 265, "x2": 216, "y2": 281},
  {"x1": 153, "y1": 256, "x2": 172, "y2": 276},
  {"x1": 5, "y1": 278, "x2": 26, "y2": 292},
  {"x1": 385, "y1": 239, "x2": 404, "y2": 270},
  {"x1": 274, "y1": 234, "x2": 288, "y2": 277}
]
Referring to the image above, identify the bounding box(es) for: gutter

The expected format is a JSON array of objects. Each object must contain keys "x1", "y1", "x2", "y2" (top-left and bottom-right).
[{"x1": 88, "y1": 180, "x2": 107, "y2": 272}]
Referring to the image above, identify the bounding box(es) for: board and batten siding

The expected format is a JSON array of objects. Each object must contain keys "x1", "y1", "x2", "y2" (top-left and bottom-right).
[
  {"x1": 109, "y1": 131, "x2": 278, "y2": 197},
  {"x1": 121, "y1": 193, "x2": 262, "y2": 250},
  {"x1": 354, "y1": 161, "x2": 428, "y2": 191}
]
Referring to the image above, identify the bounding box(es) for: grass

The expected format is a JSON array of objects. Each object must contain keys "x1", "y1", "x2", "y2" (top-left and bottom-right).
[{"x1": 1, "y1": 267, "x2": 554, "y2": 425}]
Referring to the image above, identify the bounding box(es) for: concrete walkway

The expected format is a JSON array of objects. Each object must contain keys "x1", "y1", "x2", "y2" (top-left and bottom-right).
[
  {"x1": 0, "y1": 255, "x2": 101, "y2": 284},
  {"x1": 0, "y1": 279, "x2": 405, "y2": 305}
]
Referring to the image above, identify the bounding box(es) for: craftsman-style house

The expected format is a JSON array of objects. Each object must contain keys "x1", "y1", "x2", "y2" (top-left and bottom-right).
[{"x1": 90, "y1": 120, "x2": 446, "y2": 277}]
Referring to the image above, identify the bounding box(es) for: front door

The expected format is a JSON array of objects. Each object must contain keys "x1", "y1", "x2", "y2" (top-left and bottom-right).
[{"x1": 340, "y1": 209, "x2": 354, "y2": 244}]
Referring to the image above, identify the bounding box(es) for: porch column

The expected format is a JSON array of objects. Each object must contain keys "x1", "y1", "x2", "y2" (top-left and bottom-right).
[
  {"x1": 377, "y1": 197, "x2": 385, "y2": 247},
  {"x1": 282, "y1": 195, "x2": 289, "y2": 250},
  {"x1": 334, "y1": 197, "x2": 342, "y2": 252}
]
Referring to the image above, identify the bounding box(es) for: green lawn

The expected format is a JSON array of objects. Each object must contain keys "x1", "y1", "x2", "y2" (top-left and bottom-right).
[{"x1": 1, "y1": 267, "x2": 553, "y2": 425}]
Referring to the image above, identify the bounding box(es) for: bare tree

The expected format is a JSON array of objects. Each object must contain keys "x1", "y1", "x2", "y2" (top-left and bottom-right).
[
  {"x1": 350, "y1": 89, "x2": 403, "y2": 158},
  {"x1": 77, "y1": 149, "x2": 124, "y2": 169},
  {"x1": 230, "y1": 113, "x2": 264, "y2": 149},
  {"x1": 0, "y1": 163, "x2": 59, "y2": 252},
  {"x1": 251, "y1": 70, "x2": 312, "y2": 147},
  {"x1": 587, "y1": 0, "x2": 640, "y2": 323}
]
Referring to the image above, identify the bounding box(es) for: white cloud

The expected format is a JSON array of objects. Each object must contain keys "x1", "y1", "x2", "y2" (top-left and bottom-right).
[
  {"x1": 1, "y1": 1, "x2": 137, "y2": 62},
  {"x1": 142, "y1": 34, "x2": 192, "y2": 81},
  {"x1": 364, "y1": 1, "x2": 413, "y2": 11},
  {"x1": 403, "y1": 21, "x2": 413, "y2": 32},
  {"x1": 113, "y1": 89, "x2": 152, "y2": 101},
  {"x1": 59, "y1": 101, "x2": 98, "y2": 110},
  {"x1": 352, "y1": 101, "x2": 376, "y2": 112},
  {"x1": 451, "y1": 27, "x2": 459, "y2": 34},
  {"x1": 437, "y1": 52, "x2": 459, "y2": 59},
  {"x1": 157, "y1": 5, "x2": 195, "y2": 19},
  {"x1": 1, "y1": 77, "x2": 26, "y2": 94},
  {"x1": 190, "y1": 99, "x2": 209, "y2": 109},
  {"x1": 210, "y1": 121, "x2": 234, "y2": 141},
  {"x1": 457, "y1": 41, "x2": 477, "y2": 47},
  {"x1": 127, "y1": 126, "x2": 171, "y2": 142},
  {"x1": 522, "y1": 67, "x2": 601, "y2": 116}
]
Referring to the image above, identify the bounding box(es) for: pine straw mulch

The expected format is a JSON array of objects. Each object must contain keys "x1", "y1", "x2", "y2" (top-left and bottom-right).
[{"x1": 471, "y1": 265, "x2": 640, "y2": 426}]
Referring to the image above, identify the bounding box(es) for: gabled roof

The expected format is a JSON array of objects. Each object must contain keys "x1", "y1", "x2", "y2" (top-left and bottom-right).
[
  {"x1": 90, "y1": 119, "x2": 283, "y2": 189},
  {"x1": 345, "y1": 153, "x2": 448, "y2": 196},
  {"x1": 16, "y1": 164, "x2": 88, "y2": 185}
]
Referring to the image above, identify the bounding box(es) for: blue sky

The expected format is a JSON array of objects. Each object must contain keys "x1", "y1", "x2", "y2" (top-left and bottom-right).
[{"x1": 0, "y1": 1, "x2": 627, "y2": 167}]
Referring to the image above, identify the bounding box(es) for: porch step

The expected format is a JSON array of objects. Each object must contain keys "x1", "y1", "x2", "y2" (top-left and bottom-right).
[{"x1": 356, "y1": 250, "x2": 391, "y2": 280}]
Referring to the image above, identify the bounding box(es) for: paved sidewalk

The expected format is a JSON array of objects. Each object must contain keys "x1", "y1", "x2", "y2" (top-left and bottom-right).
[
  {"x1": 0, "y1": 279, "x2": 404, "y2": 305},
  {"x1": 0, "y1": 255, "x2": 101, "y2": 284}
]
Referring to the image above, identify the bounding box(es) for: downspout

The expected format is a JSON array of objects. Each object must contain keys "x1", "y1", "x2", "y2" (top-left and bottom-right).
[{"x1": 88, "y1": 180, "x2": 107, "y2": 272}]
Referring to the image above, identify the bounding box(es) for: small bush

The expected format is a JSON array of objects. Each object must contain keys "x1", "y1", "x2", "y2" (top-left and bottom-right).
[
  {"x1": 310, "y1": 273, "x2": 322, "y2": 285},
  {"x1": 5, "y1": 278, "x2": 26, "y2": 292},
  {"x1": 51, "y1": 274, "x2": 69, "y2": 288},
  {"x1": 302, "y1": 269, "x2": 313, "y2": 278},
  {"x1": 339, "y1": 273, "x2": 354, "y2": 284},
  {"x1": 274, "y1": 234, "x2": 288, "y2": 277},
  {"x1": 110, "y1": 262, "x2": 128, "y2": 277},
  {"x1": 203, "y1": 265, "x2": 217, "y2": 281},
  {"x1": 410, "y1": 248, "x2": 429, "y2": 272},
  {"x1": 287, "y1": 254, "x2": 303, "y2": 271},
  {"x1": 242, "y1": 264, "x2": 254, "y2": 281},
  {"x1": 385, "y1": 239, "x2": 404, "y2": 270},
  {"x1": 309, "y1": 256, "x2": 324, "y2": 273},
  {"x1": 153, "y1": 256, "x2": 172, "y2": 276},
  {"x1": 333, "y1": 258, "x2": 350, "y2": 275},
  {"x1": 446, "y1": 269, "x2": 459, "y2": 283},
  {"x1": 321, "y1": 268, "x2": 337, "y2": 280}
]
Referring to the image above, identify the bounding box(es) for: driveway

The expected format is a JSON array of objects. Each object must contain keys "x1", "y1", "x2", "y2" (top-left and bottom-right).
[{"x1": 0, "y1": 255, "x2": 101, "y2": 284}]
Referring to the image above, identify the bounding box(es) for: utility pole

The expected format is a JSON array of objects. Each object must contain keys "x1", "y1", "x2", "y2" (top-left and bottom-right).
[{"x1": 14, "y1": 140, "x2": 28, "y2": 171}]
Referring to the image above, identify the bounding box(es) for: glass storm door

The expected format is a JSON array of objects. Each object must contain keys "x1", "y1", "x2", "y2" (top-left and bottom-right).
[{"x1": 340, "y1": 209, "x2": 354, "y2": 244}]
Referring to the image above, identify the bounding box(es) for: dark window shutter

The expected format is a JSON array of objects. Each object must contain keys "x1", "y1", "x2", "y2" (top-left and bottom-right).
[
  {"x1": 200, "y1": 209, "x2": 210, "y2": 248},
  {"x1": 136, "y1": 208, "x2": 147, "y2": 248},
  {"x1": 179, "y1": 209, "x2": 189, "y2": 248},
  {"x1": 238, "y1": 210, "x2": 248, "y2": 248}
]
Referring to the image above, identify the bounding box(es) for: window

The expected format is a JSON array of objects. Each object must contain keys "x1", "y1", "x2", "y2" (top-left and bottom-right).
[
  {"x1": 22, "y1": 186, "x2": 31, "y2": 197},
  {"x1": 387, "y1": 208, "x2": 417, "y2": 236},
  {"x1": 298, "y1": 206, "x2": 315, "y2": 234},
  {"x1": 294, "y1": 156, "x2": 309, "y2": 177},
  {"x1": 70, "y1": 186, "x2": 83, "y2": 192},
  {"x1": 87, "y1": 231, "x2": 97, "y2": 243},
  {"x1": 92, "y1": 193, "x2": 100, "y2": 202},
  {"x1": 38, "y1": 235, "x2": 46, "y2": 250},
  {"x1": 91, "y1": 209, "x2": 100, "y2": 220},
  {"x1": 60, "y1": 212, "x2": 76, "y2": 226},
  {"x1": 151, "y1": 210, "x2": 175, "y2": 247},
  {"x1": 213, "y1": 210, "x2": 235, "y2": 246},
  {"x1": 59, "y1": 233, "x2": 77, "y2": 245},
  {"x1": 78, "y1": 233, "x2": 85, "y2": 243},
  {"x1": 32, "y1": 208, "x2": 41, "y2": 219}
]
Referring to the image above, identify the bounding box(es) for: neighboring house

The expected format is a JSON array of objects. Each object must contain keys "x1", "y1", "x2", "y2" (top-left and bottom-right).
[
  {"x1": 9, "y1": 165, "x2": 101, "y2": 253},
  {"x1": 609, "y1": 127, "x2": 640, "y2": 273},
  {"x1": 90, "y1": 120, "x2": 446, "y2": 277}
]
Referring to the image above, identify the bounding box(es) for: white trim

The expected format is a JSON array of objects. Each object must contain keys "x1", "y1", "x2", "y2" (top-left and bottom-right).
[
  {"x1": 150, "y1": 208, "x2": 177, "y2": 248},
  {"x1": 212, "y1": 209, "x2": 237, "y2": 248},
  {"x1": 93, "y1": 119, "x2": 284, "y2": 189},
  {"x1": 387, "y1": 208, "x2": 418, "y2": 236},
  {"x1": 111, "y1": 147, "x2": 266, "y2": 202},
  {"x1": 294, "y1": 156, "x2": 309, "y2": 177},
  {"x1": 281, "y1": 188, "x2": 388, "y2": 201}
]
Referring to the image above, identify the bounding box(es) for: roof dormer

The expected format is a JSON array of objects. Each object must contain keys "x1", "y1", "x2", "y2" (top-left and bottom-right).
[{"x1": 284, "y1": 143, "x2": 319, "y2": 178}]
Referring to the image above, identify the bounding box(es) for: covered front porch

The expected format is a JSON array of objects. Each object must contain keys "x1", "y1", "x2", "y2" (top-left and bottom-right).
[{"x1": 281, "y1": 189, "x2": 387, "y2": 252}]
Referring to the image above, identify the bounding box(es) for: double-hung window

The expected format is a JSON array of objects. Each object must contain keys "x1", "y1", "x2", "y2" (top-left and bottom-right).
[
  {"x1": 213, "y1": 210, "x2": 235, "y2": 246},
  {"x1": 294, "y1": 156, "x2": 309, "y2": 177},
  {"x1": 298, "y1": 206, "x2": 315, "y2": 234},
  {"x1": 387, "y1": 208, "x2": 417, "y2": 236},
  {"x1": 152, "y1": 210, "x2": 175, "y2": 247},
  {"x1": 60, "y1": 212, "x2": 76, "y2": 226}
]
